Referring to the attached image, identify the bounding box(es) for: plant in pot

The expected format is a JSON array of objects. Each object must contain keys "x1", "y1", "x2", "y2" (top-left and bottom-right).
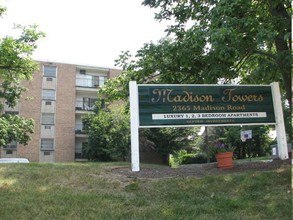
[{"x1": 208, "y1": 141, "x2": 235, "y2": 169}]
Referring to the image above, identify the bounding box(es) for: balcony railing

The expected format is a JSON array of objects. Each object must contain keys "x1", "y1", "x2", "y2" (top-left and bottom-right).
[
  {"x1": 75, "y1": 124, "x2": 86, "y2": 134},
  {"x1": 76, "y1": 76, "x2": 107, "y2": 88},
  {"x1": 75, "y1": 152, "x2": 87, "y2": 159},
  {"x1": 76, "y1": 78, "x2": 98, "y2": 88},
  {"x1": 75, "y1": 100, "x2": 96, "y2": 111}
]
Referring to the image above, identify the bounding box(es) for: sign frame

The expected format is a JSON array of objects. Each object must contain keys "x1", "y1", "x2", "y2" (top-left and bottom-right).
[
  {"x1": 129, "y1": 81, "x2": 288, "y2": 172},
  {"x1": 138, "y1": 84, "x2": 276, "y2": 127}
]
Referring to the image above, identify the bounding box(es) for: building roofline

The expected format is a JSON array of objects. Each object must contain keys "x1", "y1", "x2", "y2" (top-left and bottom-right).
[{"x1": 35, "y1": 59, "x2": 121, "y2": 71}]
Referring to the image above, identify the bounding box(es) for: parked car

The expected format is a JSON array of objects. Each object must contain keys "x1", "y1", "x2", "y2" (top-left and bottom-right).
[{"x1": 0, "y1": 158, "x2": 29, "y2": 163}]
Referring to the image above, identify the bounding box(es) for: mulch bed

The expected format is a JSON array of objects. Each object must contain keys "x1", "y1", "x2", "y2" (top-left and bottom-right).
[{"x1": 112, "y1": 159, "x2": 291, "y2": 179}]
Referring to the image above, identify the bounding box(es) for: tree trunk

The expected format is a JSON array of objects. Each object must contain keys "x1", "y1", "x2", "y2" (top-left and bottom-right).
[{"x1": 268, "y1": 1, "x2": 292, "y2": 140}]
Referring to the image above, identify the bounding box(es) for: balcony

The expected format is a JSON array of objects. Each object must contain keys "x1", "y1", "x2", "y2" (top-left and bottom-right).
[
  {"x1": 75, "y1": 152, "x2": 87, "y2": 160},
  {"x1": 76, "y1": 76, "x2": 107, "y2": 88},
  {"x1": 75, "y1": 100, "x2": 97, "y2": 112},
  {"x1": 75, "y1": 140, "x2": 88, "y2": 161},
  {"x1": 75, "y1": 123, "x2": 87, "y2": 137}
]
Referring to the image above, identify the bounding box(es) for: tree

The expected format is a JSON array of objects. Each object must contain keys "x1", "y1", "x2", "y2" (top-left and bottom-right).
[
  {"x1": 82, "y1": 104, "x2": 130, "y2": 161},
  {"x1": 0, "y1": 6, "x2": 45, "y2": 146},
  {"x1": 102, "y1": 0, "x2": 291, "y2": 140},
  {"x1": 142, "y1": 0, "x2": 291, "y2": 109}
]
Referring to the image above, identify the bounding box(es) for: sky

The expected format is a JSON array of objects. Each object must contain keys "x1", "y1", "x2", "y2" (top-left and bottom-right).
[{"x1": 0, "y1": 0, "x2": 169, "y2": 68}]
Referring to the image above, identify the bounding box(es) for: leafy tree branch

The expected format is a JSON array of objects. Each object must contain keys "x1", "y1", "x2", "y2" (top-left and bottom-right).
[{"x1": 0, "y1": 6, "x2": 45, "y2": 146}]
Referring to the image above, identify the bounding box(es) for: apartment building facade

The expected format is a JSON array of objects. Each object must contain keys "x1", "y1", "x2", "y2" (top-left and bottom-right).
[{"x1": 1, "y1": 61, "x2": 121, "y2": 162}]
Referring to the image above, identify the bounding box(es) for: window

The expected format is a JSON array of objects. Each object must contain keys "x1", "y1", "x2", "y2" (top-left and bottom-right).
[
  {"x1": 45, "y1": 125, "x2": 51, "y2": 129},
  {"x1": 4, "y1": 111, "x2": 18, "y2": 115},
  {"x1": 83, "y1": 97, "x2": 98, "y2": 110},
  {"x1": 44, "y1": 66, "x2": 57, "y2": 77},
  {"x1": 44, "y1": 151, "x2": 51, "y2": 156},
  {"x1": 79, "y1": 69, "x2": 86, "y2": 74},
  {"x1": 99, "y1": 76, "x2": 107, "y2": 86},
  {"x1": 41, "y1": 139, "x2": 54, "y2": 150},
  {"x1": 46, "y1": 77, "x2": 53, "y2": 81},
  {"x1": 90, "y1": 76, "x2": 107, "y2": 87},
  {"x1": 42, "y1": 89, "x2": 55, "y2": 100},
  {"x1": 45, "y1": 101, "x2": 52, "y2": 105},
  {"x1": 41, "y1": 113, "x2": 54, "y2": 125},
  {"x1": 92, "y1": 76, "x2": 99, "y2": 87},
  {"x1": 6, "y1": 150, "x2": 13, "y2": 155}
]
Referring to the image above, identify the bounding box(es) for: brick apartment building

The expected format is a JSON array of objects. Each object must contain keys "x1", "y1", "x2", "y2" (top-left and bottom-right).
[{"x1": 1, "y1": 61, "x2": 121, "y2": 162}]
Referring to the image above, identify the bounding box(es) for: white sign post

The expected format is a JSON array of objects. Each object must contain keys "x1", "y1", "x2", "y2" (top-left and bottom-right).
[
  {"x1": 129, "y1": 81, "x2": 140, "y2": 171},
  {"x1": 271, "y1": 82, "x2": 288, "y2": 160}
]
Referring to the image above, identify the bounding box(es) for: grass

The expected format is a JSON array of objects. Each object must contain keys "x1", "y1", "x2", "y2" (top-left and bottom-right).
[
  {"x1": 234, "y1": 156, "x2": 273, "y2": 163},
  {"x1": 0, "y1": 162, "x2": 291, "y2": 220}
]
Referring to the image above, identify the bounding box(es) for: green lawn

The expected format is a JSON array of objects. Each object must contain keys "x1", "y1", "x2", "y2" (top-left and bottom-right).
[
  {"x1": 234, "y1": 156, "x2": 273, "y2": 163},
  {"x1": 0, "y1": 162, "x2": 291, "y2": 220}
]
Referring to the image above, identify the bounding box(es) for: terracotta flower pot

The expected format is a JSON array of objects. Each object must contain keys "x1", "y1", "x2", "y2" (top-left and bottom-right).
[{"x1": 215, "y1": 152, "x2": 234, "y2": 169}]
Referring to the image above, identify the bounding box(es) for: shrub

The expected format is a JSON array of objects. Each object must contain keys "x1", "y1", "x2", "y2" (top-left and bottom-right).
[
  {"x1": 83, "y1": 104, "x2": 130, "y2": 161},
  {"x1": 182, "y1": 153, "x2": 217, "y2": 164},
  {"x1": 170, "y1": 151, "x2": 217, "y2": 166},
  {"x1": 169, "y1": 150, "x2": 188, "y2": 167}
]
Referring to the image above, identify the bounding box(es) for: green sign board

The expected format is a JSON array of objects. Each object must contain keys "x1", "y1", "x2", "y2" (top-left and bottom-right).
[{"x1": 138, "y1": 84, "x2": 275, "y2": 126}]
